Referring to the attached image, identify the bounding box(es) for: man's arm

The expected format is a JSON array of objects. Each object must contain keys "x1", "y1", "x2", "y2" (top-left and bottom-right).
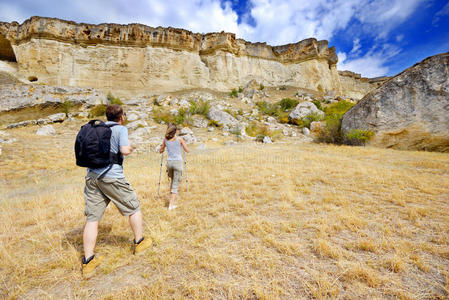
[{"x1": 120, "y1": 142, "x2": 134, "y2": 156}]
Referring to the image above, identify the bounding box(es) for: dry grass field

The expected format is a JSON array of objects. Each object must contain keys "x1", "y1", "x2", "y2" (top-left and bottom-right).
[{"x1": 1, "y1": 123, "x2": 448, "y2": 299}]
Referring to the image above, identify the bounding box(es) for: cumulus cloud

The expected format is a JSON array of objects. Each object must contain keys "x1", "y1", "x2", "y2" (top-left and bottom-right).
[{"x1": 0, "y1": 0, "x2": 427, "y2": 76}]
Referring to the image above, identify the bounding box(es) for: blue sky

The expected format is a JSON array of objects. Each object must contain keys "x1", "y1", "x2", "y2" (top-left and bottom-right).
[{"x1": 0, "y1": 0, "x2": 448, "y2": 77}]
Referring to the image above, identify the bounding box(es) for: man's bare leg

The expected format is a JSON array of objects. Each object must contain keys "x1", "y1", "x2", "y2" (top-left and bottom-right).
[
  {"x1": 83, "y1": 221, "x2": 98, "y2": 259},
  {"x1": 129, "y1": 210, "x2": 143, "y2": 242}
]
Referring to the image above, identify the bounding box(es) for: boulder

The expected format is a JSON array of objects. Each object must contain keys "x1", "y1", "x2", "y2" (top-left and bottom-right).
[
  {"x1": 48, "y1": 113, "x2": 66, "y2": 123},
  {"x1": 341, "y1": 52, "x2": 449, "y2": 152},
  {"x1": 179, "y1": 127, "x2": 194, "y2": 136},
  {"x1": 36, "y1": 118, "x2": 51, "y2": 125},
  {"x1": 126, "y1": 112, "x2": 140, "y2": 122},
  {"x1": 289, "y1": 102, "x2": 324, "y2": 122},
  {"x1": 36, "y1": 125, "x2": 56, "y2": 136},
  {"x1": 207, "y1": 107, "x2": 239, "y2": 128}
]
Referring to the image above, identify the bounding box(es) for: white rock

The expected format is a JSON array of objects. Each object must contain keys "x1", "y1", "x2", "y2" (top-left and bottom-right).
[
  {"x1": 180, "y1": 127, "x2": 194, "y2": 135},
  {"x1": 127, "y1": 113, "x2": 139, "y2": 122},
  {"x1": 48, "y1": 113, "x2": 66, "y2": 123},
  {"x1": 208, "y1": 127, "x2": 214, "y2": 132},
  {"x1": 196, "y1": 143, "x2": 207, "y2": 150},
  {"x1": 291, "y1": 131, "x2": 297, "y2": 137},
  {"x1": 302, "y1": 127, "x2": 310, "y2": 135},
  {"x1": 289, "y1": 102, "x2": 324, "y2": 121},
  {"x1": 192, "y1": 116, "x2": 208, "y2": 128},
  {"x1": 36, "y1": 125, "x2": 56, "y2": 136},
  {"x1": 282, "y1": 128, "x2": 289, "y2": 136},
  {"x1": 178, "y1": 99, "x2": 190, "y2": 107},
  {"x1": 267, "y1": 116, "x2": 276, "y2": 123},
  {"x1": 222, "y1": 132, "x2": 229, "y2": 136},
  {"x1": 182, "y1": 134, "x2": 197, "y2": 144},
  {"x1": 126, "y1": 120, "x2": 148, "y2": 130},
  {"x1": 263, "y1": 136, "x2": 272, "y2": 143}
]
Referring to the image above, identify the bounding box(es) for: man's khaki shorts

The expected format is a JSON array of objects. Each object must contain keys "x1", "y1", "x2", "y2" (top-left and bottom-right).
[{"x1": 84, "y1": 172, "x2": 140, "y2": 222}]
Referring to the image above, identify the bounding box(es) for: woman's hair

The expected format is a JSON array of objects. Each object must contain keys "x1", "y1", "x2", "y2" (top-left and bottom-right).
[{"x1": 165, "y1": 123, "x2": 177, "y2": 140}]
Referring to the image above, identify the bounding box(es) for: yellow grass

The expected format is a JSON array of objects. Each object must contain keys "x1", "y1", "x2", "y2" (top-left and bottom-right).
[{"x1": 0, "y1": 122, "x2": 448, "y2": 299}]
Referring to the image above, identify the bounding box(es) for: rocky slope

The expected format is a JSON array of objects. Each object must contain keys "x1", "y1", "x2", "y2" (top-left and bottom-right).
[
  {"x1": 341, "y1": 52, "x2": 449, "y2": 152},
  {"x1": 0, "y1": 17, "x2": 343, "y2": 97}
]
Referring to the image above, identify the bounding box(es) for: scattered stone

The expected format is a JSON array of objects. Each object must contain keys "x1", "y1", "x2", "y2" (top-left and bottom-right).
[
  {"x1": 78, "y1": 112, "x2": 89, "y2": 118},
  {"x1": 126, "y1": 120, "x2": 148, "y2": 130},
  {"x1": 192, "y1": 115, "x2": 208, "y2": 128},
  {"x1": 223, "y1": 132, "x2": 229, "y2": 136},
  {"x1": 282, "y1": 128, "x2": 289, "y2": 136},
  {"x1": 126, "y1": 98, "x2": 146, "y2": 106},
  {"x1": 302, "y1": 127, "x2": 310, "y2": 135},
  {"x1": 291, "y1": 131, "x2": 297, "y2": 137},
  {"x1": 267, "y1": 116, "x2": 276, "y2": 123},
  {"x1": 208, "y1": 107, "x2": 239, "y2": 128},
  {"x1": 48, "y1": 113, "x2": 66, "y2": 123},
  {"x1": 211, "y1": 138, "x2": 218, "y2": 142},
  {"x1": 36, "y1": 125, "x2": 56, "y2": 136},
  {"x1": 7, "y1": 120, "x2": 37, "y2": 129},
  {"x1": 179, "y1": 127, "x2": 194, "y2": 136},
  {"x1": 169, "y1": 98, "x2": 179, "y2": 106},
  {"x1": 178, "y1": 99, "x2": 190, "y2": 107},
  {"x1": 263, "y1": 136, "x2": 272, "y2": 143},
  {"x1": 36, "y1": 118, "x2": 51, "y2": 125},
  {"x1": 182, "y1": 134, "x2": 197, "y2": 144},
  {"x1": 127, "y1": 112, "x2": 140, "y2": 122},
  {"x1": 208, "y1": 127, "x2": 215, "y2": 132}
]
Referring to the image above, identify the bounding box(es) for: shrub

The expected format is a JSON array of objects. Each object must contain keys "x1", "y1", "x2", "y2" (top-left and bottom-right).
[
  {"x1": 346, "y1": 129, "x2": 374, "y2": 146},
  {"x1": 312, "y1": 99, "x2": 322, "y2": 111},
  {"x1": 174, "y1": 108, "x2": 191, "y2": 125},
  {"x1": 61, "y1": 99, "x2": 72, "y2": 116},
  {"x1": 229, "y1": 89, "x2": 238, "y2": 97},
  {"x1": 189, "y1": 99, "x2": 210, "y2": 116},
  {"x1": 324, "y1": 100, "x2": 354, "y2": 119},
  {"x1": 279, "y1": 86, "x2": 287, "y2": 90},
  {"x1": 153, "y1": 108, "x2": 174, "y2": 124},
  {"x1": 245, "y1": 122, "x2": 282, "y2": 141},
  {"x1": 259, "y1": 83, "x2": 265, "y2": 90},
  {"x1": 315, "y1": 114, "x2": 343, "y2": 144},
  {"x1": 107, "y1": 92, "x2": 123, "y2": 105},
  {"x1": 256, "y1": 101, "x2": 281, "y2": 117},
  {"x1": 89, "y1": 104, "x2": 106, "y2": 118},
  {"x1": 301, "y1": 112, "x2": 324, "y2": 129},
  {"x1": 208, "y1": 119, "x2": 222, "y2": 128},
  {"x1": 278, "y1": 112, "x2": 290, "y2": 124},
  {"x1": 238, "y1": 87, "x2": 243, "y2": 93},
  {"x1": 278, "y1": 98, "x2": 298, "y2": 111}
]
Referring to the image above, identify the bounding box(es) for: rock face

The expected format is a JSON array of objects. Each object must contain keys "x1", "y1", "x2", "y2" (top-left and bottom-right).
[
  {"x1": 341, "y1": 52, "x2": 449, "y2": 152},
  {"x1": 0, "y1": 17, "x2": 342, "y2": 96},
  {"x1": 339, "y1": 71, "x2": 390, "y2": 99},
  {"x1": 0, "y1": 83, "x2": 105, "y2": 111}
]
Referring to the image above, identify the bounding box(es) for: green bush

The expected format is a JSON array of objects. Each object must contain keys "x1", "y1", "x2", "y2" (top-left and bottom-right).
[
  {"x1": 229, "y1": 89, "x2": 238, "y2": 97},
  {"x1": 301, "y1": 112, "x2": 324, "y2": 129},
  {"x1": 256, "y1": 101, "x2": 281, "y2": 117},
  {"x1": 345, "y1": 129, "x2": 374, "y2": 146},
  {"x1": 189, "y1": 99, "x2": 210, "y2": 116},
  {"x1": 89, "y1": 104, "x2": 107, "y2": 118},
  {"x1": 259, "y1": 83, "x2": 265, "y2": 90},
  {"x1": 245, "y1": 122, "x2": 282, "y2": 141},
  {"x1": 324, "y1": 100, "x2": 354, "y2": 119},
  {"x1": 312, "y1": 100, "x2": 322, "y2": 111},
  {"x1": 153, "y1": 108, "x2": 174, "y2": 124},
  {"x1": 61, "y1": 99, "x2": 72, "y2": 116},
  {"x1": 107, "y1": 92, "x2": 123, "y2": 105},
  {"x1": 208, "y1": 119, "x2": 222, "y2": 128},
  {"x1": 238, "y1": 87, "x2": 243, "y2": 93},
  {"x1": 278, "y1": 98, "x2": 298, "y2": 111}
]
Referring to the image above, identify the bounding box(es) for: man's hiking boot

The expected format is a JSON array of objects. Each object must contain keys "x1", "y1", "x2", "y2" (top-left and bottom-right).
[
  {"x1": 134, "y1": 237, "x2": 152, "y2": 255},
  {"x1": 82, "y1": 255, "x2": 104, "y2": 278}
]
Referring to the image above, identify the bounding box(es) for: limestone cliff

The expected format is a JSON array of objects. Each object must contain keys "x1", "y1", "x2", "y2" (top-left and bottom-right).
[
  {"x1": 339, "y1": 70, "x2": 389, "y2": 99},
  {"x1": 0, "y1": 16, "x2": 341, "y2": 96}
]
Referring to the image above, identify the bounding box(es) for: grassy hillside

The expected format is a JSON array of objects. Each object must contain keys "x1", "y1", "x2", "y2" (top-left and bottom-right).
[{"x1": 0, "y1": 124, "x2": 448, "y2": 299}]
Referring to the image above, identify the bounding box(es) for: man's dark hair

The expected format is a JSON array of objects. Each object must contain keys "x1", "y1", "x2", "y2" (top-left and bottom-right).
[{"x1": 106, "y1": 104, "x2": 123, "y2": 122}]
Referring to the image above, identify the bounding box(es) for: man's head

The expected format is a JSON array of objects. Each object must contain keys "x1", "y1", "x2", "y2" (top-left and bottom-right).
[{"x1": 106, "y1": 104, "x2": 125, "y2": 122}]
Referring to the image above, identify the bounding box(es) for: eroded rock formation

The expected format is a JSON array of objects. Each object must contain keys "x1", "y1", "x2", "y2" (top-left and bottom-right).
[
  {"x1": 341, "y1": 52, "x2": 449, "y2": 152},
  {"x1": 0, "y1": 17, "x2": 342, "y2": 96},
  {"x1": 339, "y1": 70, "x2": 389, "y2": 99}
]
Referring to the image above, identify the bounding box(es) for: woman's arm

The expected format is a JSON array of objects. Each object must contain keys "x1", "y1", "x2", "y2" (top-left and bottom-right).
[
  {"x1": 179, "y1": 137, "x2": 189, "y2": 153},
  {"x1": 159, "y1": 139, "x2": 166, "y2": 153}
]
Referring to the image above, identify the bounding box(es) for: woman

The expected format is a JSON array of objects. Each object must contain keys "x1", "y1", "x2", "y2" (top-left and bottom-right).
[{"x1": 159, "y1": 123, "x2": 189, "y2": 210}]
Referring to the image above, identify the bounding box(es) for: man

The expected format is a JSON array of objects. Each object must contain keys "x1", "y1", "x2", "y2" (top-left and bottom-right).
[{"x1": 82, "y1": 104, "x2": 151, "y2": 278}]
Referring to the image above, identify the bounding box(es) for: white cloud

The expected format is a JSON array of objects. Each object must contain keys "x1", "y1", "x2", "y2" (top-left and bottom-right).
[{"x1": 338, "y1": 44, "x2": 401, "y2": 77}]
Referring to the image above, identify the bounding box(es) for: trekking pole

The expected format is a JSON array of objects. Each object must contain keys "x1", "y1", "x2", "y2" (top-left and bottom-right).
[
  {"x1": 157, "y1": 152, "x2": 164, "y2": 201},
  {"x1": 183, "y1": 150, "x2": 188, "y2": 192}
]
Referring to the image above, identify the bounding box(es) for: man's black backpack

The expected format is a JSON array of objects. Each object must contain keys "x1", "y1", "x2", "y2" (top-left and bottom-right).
[{"x1": 75, "y1": 120, "x2": 123, "y2": 175}]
